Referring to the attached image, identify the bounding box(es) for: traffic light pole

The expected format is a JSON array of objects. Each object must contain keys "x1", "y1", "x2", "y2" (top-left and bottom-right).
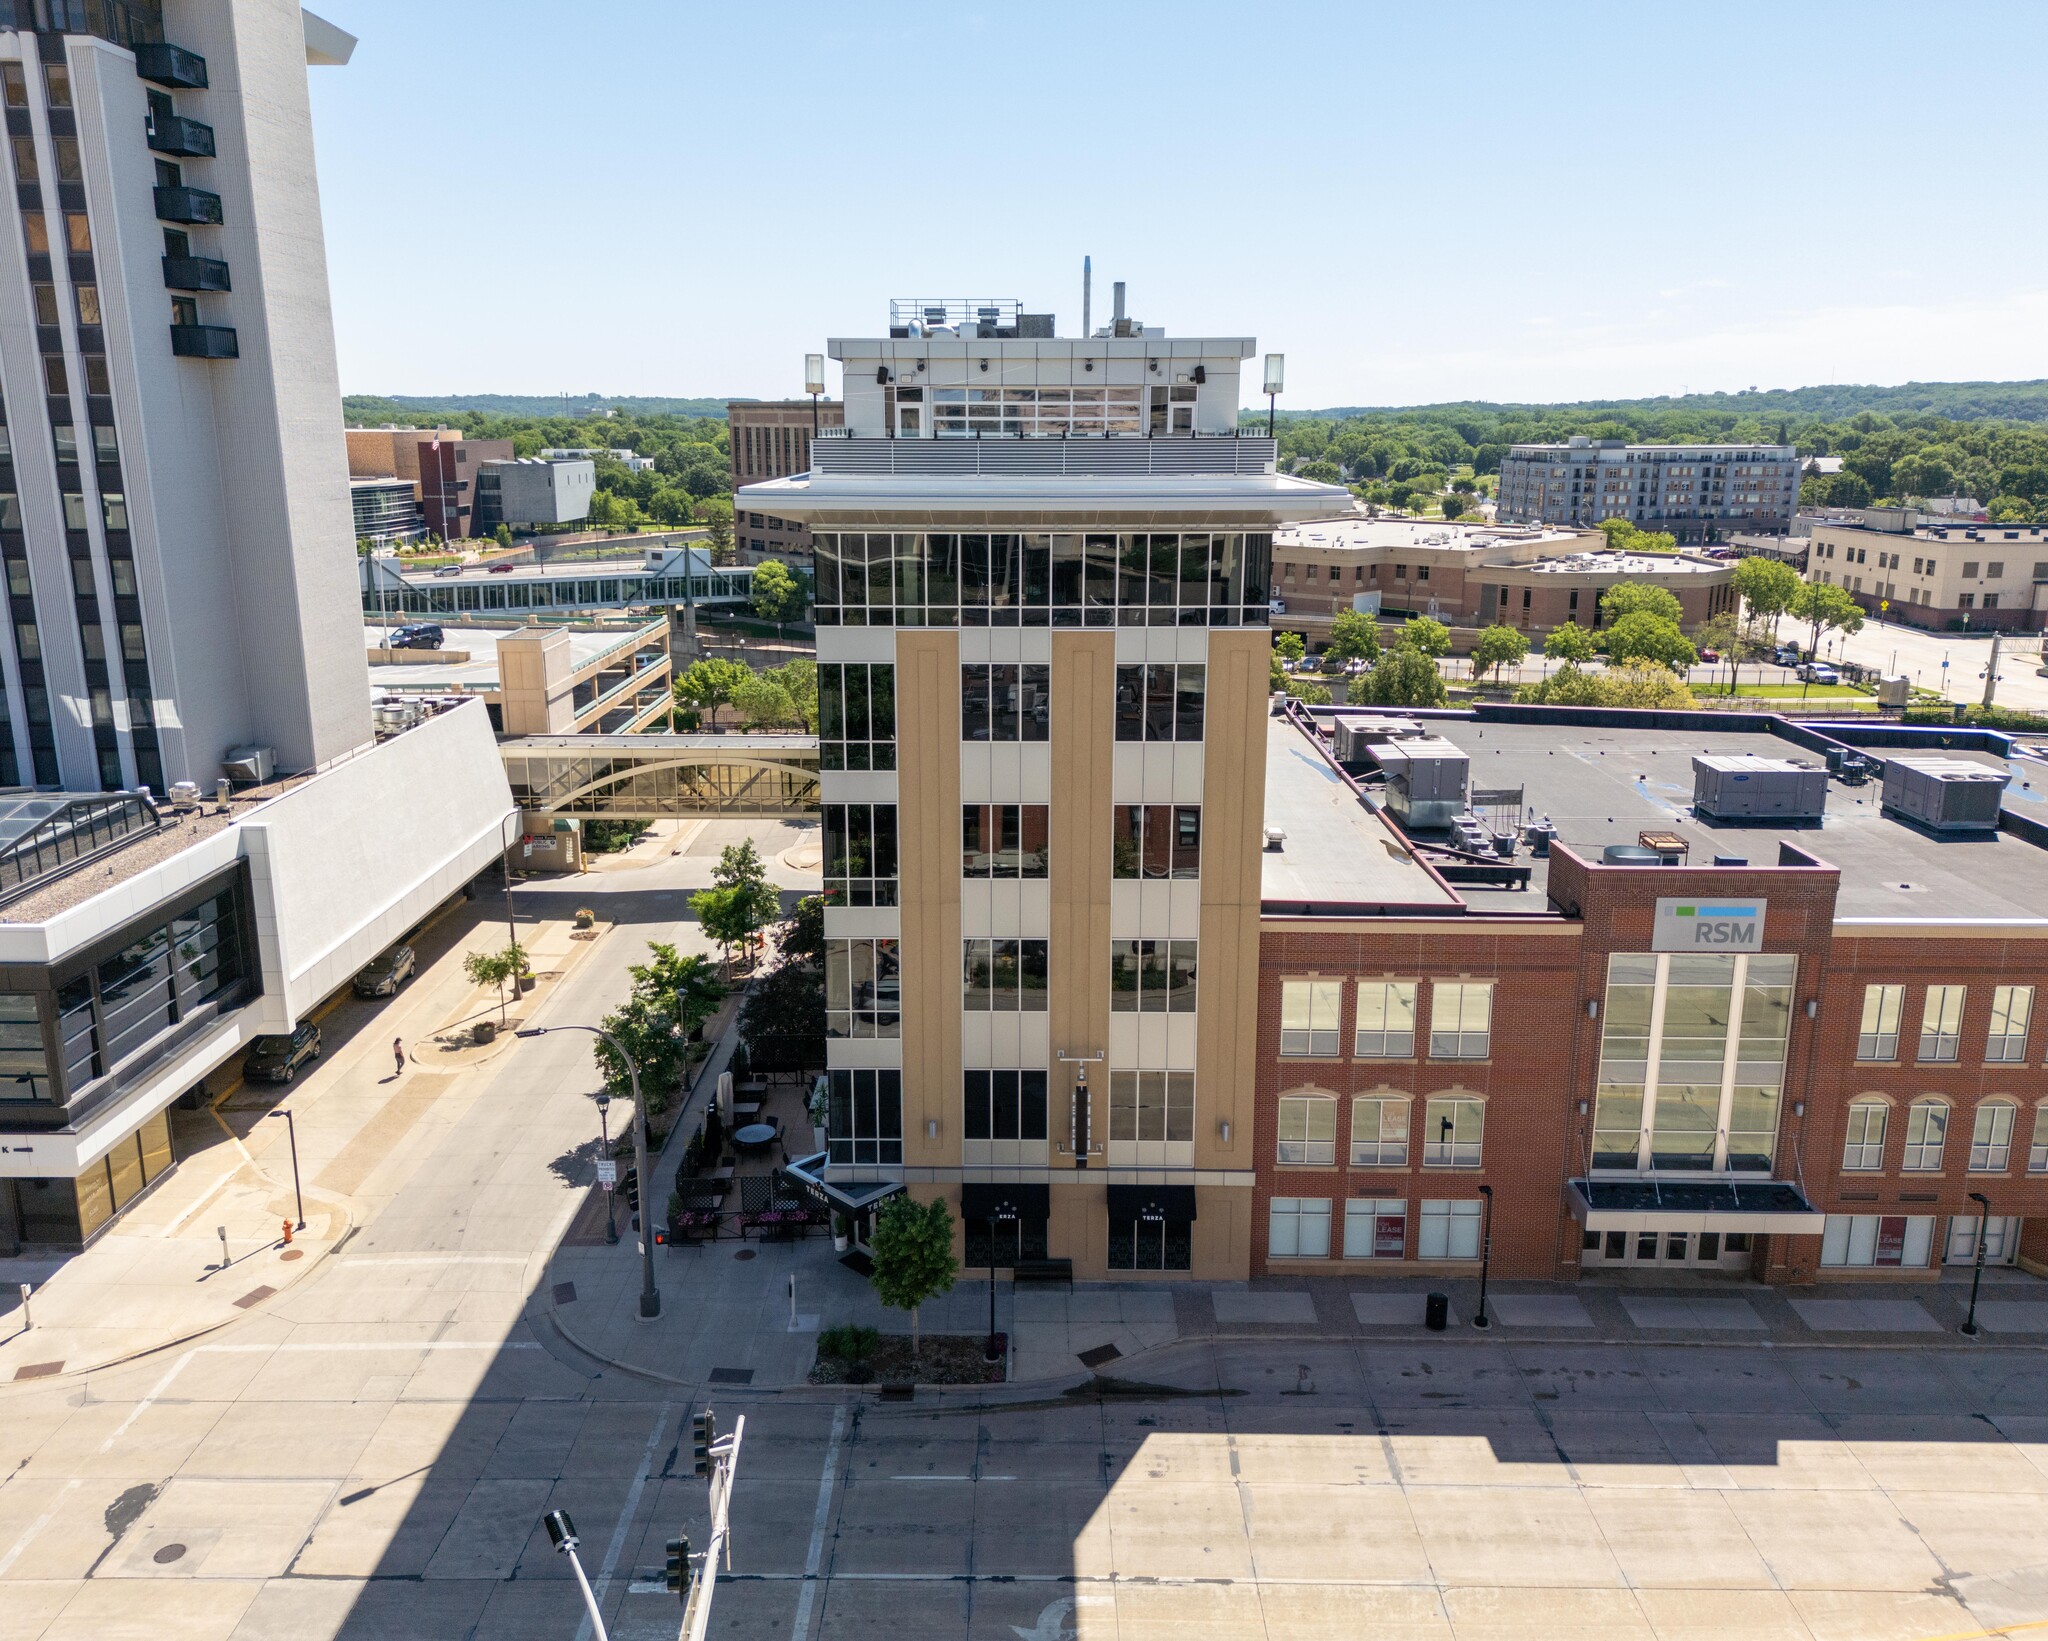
[{"x1": 676, "y1": 1411, "x2": 746, "y2": 1641}]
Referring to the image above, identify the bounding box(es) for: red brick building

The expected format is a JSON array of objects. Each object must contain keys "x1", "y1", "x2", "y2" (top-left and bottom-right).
[{"x1": 1252, "y1": 705, "x2": 2048, "y2": 1285}]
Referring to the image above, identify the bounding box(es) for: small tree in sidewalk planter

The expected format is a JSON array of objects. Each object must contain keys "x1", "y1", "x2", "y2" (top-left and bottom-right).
[
  {"x1": 464, "y1": 942, "x2": 527, "y2": 1026},
  {"x1": 869, "y1": 1194, "x2": 958, "y2": 1363}
]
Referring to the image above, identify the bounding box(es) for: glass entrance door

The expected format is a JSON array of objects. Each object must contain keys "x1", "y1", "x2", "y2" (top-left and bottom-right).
[
  {"x1": 1583, "y1": 1227, "x2": 1753, "y2": 1270},
  {"x1": 1945, "y1": 1215, "x2": 2021, "y2": 1265}
]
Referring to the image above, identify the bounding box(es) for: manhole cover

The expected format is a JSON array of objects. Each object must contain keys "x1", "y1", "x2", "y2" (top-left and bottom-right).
[
  {"x1": 278, "y1": 1249, "x2": 304, "y2": 1262},
  {"x1": 733, "y1": 1248, "x2": 756, "y2": 1261},
  {"x1": 153, "y1": 1543, "x2": 187, "y2": 1564}
]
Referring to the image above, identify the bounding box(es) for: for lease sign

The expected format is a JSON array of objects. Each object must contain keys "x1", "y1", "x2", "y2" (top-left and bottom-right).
[{"x1": 1653, "y1": 897, "x2": 1766, "y2": 951}]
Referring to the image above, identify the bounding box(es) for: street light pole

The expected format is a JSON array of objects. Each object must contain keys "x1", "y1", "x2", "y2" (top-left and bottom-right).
[
  {"x1": 267, "y1": 1108, "x2": 305, "y2": 1232},
  {"x1": 597, "y1": 1093, "x2": 618, "y2": 1246},
  {"x1": 518, "y1": 1023, "x2": 660, "y2": 1318},
  {"x1": 1962, "y1": 1189, "x2": 1992, "y2": 1337},
  {"x1": 542, "y1": 1511, "x2": 609, "y2": 1641},
  {"x1": 1472, "y1": 1184, "x2": 1495, "y2": 1329}
]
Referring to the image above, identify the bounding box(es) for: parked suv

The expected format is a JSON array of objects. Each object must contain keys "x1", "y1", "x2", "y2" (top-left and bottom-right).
[
  {"x1": 244, "y1": 1020, "x2": 321, "y2": 1083},
  {"x1": 352, "y1": 944, "x2": 417, "y2": 998},
  {"x1": 388, "y1": 623, "x2": 444, "y2": 650}
]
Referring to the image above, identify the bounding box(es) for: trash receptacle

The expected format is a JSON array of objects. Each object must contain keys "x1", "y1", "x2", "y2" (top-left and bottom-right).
[{"x1": 1425, "y1": 1291, "x2": 1449, "y2": 1332}]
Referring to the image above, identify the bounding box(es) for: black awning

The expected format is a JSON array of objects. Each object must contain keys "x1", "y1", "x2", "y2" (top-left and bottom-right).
[
  {"x1": 960, "y1": 1182, "x2": 1051, "y2": 1221},
  {"x1": 1106, "y1": 1183, "x2": 1198, "y2": 1222}
]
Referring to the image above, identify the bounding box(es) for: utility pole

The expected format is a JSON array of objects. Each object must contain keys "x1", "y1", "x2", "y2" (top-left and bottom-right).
[{"x1": 1982, "y1": 629, "x2": 2002, "y2": 711}]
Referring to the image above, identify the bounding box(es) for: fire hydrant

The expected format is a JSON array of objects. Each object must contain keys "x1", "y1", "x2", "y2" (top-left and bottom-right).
[{"x1": 281, "y1": 1219, "x2": 293, "y2": 1246}]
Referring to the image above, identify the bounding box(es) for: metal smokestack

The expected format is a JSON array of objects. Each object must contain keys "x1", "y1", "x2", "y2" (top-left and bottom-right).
[
  {"x1": 1112, "y1": 281, "x2": 1126, "y2": 326},
  {"x1": 1082, "y1": 256, "x2": 1091, "y2": 338}
]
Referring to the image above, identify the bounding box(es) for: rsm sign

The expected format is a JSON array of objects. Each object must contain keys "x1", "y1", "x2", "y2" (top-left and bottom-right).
[{"x1": 1653, "y1": 897, "x2": 1766, "y2": 951}]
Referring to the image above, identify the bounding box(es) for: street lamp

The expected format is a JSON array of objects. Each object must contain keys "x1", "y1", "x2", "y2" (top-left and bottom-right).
[
  {"x1": 517, "y1": 1023, "x2": 659, "y2": 1318},
  {"x1": 985, "y1": 1199, "x2": 1016, "y2": 1364},
  {"x1": 542, "y1": 1510, "x2": 609, "y2": 1641},
  {"x1": 1961, "y1": 1189, "x2": 1992, "y2": 1337},
  {"x1": 596, "y1": 1092, "x2": 618, "y2": 1246},
  {"x1": 1472, "y1": 1184, "x2": 1495, "y2": 1329},
  {"x1": 267, "y1": 1109, "x2": 305, "y2": 1232}
]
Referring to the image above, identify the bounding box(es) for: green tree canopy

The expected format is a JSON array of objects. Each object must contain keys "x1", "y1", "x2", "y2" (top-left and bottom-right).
[
  {"x1": 1599, "y1": 581, "x2": 1685, "y2": 625},
  {"x1": 1350, "y1": 647, "x2": 1448, "y2": 708},
  {"x1": 1788, "y1": 579, "x2": 1866, "y2": 652},
  {"x1": 673, "y1": 657, "x2": 752, "y2": 722},
  {"x1": 868, "y1": 1194, "x2": 959, "y2": 1359},
  {"x1": 1398, "y1": 616, "x2": 1452, "y2": 658},
  {"x1": 690, "y1": 885, "x2": 760, "y2": 974},
  {"x1": 1471, "y1": 623, "x2": 1529, "y2": 683},
  {"x1": 749, "y1": 558, "x2": 807, "y2": 626},
  {"x1": 1273, "y1": 630, "x2": 1306, "y2": 663},
  {"x1": 1731, "y1": 555, "x2": 1801, "y2": 635},
  {"x1": 1324, "y1": 609, "x2": 1382, "y2": 665},
  {"x1": 463, "y1": 942, "x2": 528, "y2": 1026},
  {"x1": 1543, "y1": 622, "x2": 1599, "y2": 664},
  {"x1": 1603, "y1": 612, "x2": 1698, "y2": 670}
]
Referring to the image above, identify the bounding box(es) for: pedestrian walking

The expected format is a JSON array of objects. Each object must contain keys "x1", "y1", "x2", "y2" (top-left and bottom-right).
[{"x1": 392, "y1": 1037, "x2": 405, "y2": 1078}]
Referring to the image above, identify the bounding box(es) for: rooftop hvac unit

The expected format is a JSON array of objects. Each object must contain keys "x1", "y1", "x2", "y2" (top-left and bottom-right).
[
  {"x1": 1331, "y1": 716, "x2": 1423, "y2": 765},
  {"x1": 1691, "y1": 754, "x2": 1828, "y2": 821},
  {"x1": 1881, "y1": 754, "x2": 2009, "y2": 833},
  {"x1": 1876, "y1": 674, "x2": 1911, "y2": 707},
  {"x1": 222, "y1": 745, "x2": 275, "y2": 786},
  {"x1": 1374, "y1": 736, "x2": 1469, "y2": 830}
]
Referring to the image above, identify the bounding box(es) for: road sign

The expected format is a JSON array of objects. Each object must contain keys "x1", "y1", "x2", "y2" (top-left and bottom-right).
[{"x1": 596, "y1": 1159, "x2": 617, "y2": 1192}]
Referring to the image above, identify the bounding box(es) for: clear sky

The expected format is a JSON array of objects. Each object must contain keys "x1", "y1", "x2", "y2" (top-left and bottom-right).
[{"x1": 306, "y1": 0, "x2": 2048, "y2": 410}]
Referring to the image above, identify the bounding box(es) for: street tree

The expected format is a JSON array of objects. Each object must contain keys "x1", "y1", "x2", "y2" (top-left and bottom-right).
[
  {"x1": 749, "y1": 558, "x2": 807, "y2": 631},
  {"x1": 1693, "y1": 610, "x2": 1742, "y2": 693},
  {"x1": 696, "y1": 496, "x2": 735, "y2": 558},
  {"x1": 1731, "y1": 555, "x2": 1801, "y2": 643},
  {"x1": 1273, "y1": 630, "x2": 1306, "y2": 664},
  {"x1": 1471, "y1": 623, "x2": 1529, "y2": 685},
  {"x1": 1603, "y1": 612, "x2": 1698, "y2": 671},
  {"x1": 1350, "y1": 647, "x2": 1448, "y2": 708},
  {"x1": 690, "y1": 885, "x2": 760, "y2": 975},
  {"x1": 1544, "y1": 622, "x2": 1599, "y2": 665},
  {"x1": 463, "y1": 942, "x2": 528, "y2": 1026},
  {"x1": 730, "y1": 670, "x2": 802, "y2": 729},
  {"x1": 1325, "y1": 609, "x2": 1382, "y2": 666},
  {"x1": 1788, "y1": 578, "x2": 1866, "y2": 659},
  {"x1": 1440, "y1": 493, "x2": 1465, "y2": 519},
  {"x1": 766, "y1": 657, "x2": 818, "y2": 731},
  {"x1": 869, "y1": 1194, "x2": 959, "y2": 1361},
  {"x1": 1599, "y1": 581, "x2": 1684, "y2": 625},
  {"x1": 672, "y1": 657, "x2": 751, "y2": 726},
  {"x1": 628, "y1": 941, "x2": 724, "y2": 1038},
  {"x1": 777, "y1": 893, "x2": 827, "y2": 969},
  {"x1": 1398, "y1": 615, "x2": 1452, "y2": 658}
]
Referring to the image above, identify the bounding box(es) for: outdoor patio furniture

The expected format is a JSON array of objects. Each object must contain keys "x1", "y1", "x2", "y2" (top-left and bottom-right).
[
  {"x1": 733, "y1": 1122, "x2": 778, "y2": 1152},
  {"x1": 731, "y1": 1102, "x2": 762, "y2": 1119}
]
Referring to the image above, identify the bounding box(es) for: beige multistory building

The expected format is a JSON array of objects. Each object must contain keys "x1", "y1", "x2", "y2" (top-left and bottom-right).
[
  {"x1": 1807, "y1": 518, "x2": 2048, "y2": 632},
  {"x1": 739, "y1": 294, "x2": 1349, "y2": 1279}
]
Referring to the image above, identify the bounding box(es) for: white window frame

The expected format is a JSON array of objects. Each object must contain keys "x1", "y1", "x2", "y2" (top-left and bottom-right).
[
  {"x1": 1969, "y1": 1101, "x2": 2016, "y2": 1172},
  {"x1": 1918, "y1": 985, "x2": 1965, "y2": 1063},
  {"x1": 1430, "y1": 980, "x2": 1493, "y2": 1060},
  {"x1": 1902, "y1": 1099, "x2": 1949, "y2": 1172},
  {"x1": 1354, "y1": 980, "x2": 1417, "y2": 1059},
  {"x1": 1279, "y1": 979, "x2": 1343, "y2": 1058},
  {"x1": 1418, "y1": 1199, "x2": 1482, "y2": 1260},
  {"x1": 1350, "y1": 1094, "x2": 1410, "y2": 1168},
  {"x1": 1857, "y1": 984, "x2": 1902, "y2": 1061},
  {"x1": 1422, "y1": 1096, "x2": 1485, "y2": 1169},
  {"x1": 1276, "y1": 1093, "x2": 1337, "y2": 1166},
  {"x1": 2031, "y1": 1103, "x2": 2048, "y2": 1174},
  {"x1": 1841, "y1": 1099, "x2": 1888, "y2": 1172},
  {"x1": 1268, "y1": 1196, "x2": 1331, "y2": 1259},
  {"x1": 1821, "y1": 1213, "x2": 1935, "y2": 1268},
  {"x1": 1343, "y1": 1198, "x2": 1405, "y2": 1259},
  {"x1": 1987, "y1": 986, "x2": 2033, "y2": 1063}
]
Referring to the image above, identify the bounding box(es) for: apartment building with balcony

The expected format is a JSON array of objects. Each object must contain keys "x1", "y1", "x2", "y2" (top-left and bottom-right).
[
  {"x1": 739, "y1": 293, "x2": 1350, "y2": 1279},
  {"x1": 0, "y1": 0, "x2": 373, "y2": 794},
  {"x1": 1498, "y1": 438, "x2": 1800, "y2": 544},
  {"x1": 1806, "y1": 517, "x2": 2048, "y2": 632}
]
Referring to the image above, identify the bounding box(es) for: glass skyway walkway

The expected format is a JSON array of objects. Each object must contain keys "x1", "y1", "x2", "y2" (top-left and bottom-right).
[{"x1": 501, "y1": 734, "x2": 819, "y2": 818}]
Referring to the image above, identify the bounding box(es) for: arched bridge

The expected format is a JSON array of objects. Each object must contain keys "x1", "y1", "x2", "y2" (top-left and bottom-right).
[{"x1": 501, "y1": 733, "x2": 820, "y2": 819}]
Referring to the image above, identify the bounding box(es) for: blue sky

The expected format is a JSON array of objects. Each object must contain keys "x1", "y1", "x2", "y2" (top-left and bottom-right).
[{"x1": 307, "y1": 0, "x2": 2048, "y2": 409}]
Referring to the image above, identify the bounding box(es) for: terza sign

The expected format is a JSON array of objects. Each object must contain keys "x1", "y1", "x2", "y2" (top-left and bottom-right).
[{"x1": 1653, "y1": 897, "x2": 1766, "y2": 951}]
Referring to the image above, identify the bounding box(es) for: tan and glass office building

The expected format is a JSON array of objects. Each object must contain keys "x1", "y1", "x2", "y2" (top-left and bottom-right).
[{"x1": 739, "y1": 296, "x2": 1350, "y2": 1279}]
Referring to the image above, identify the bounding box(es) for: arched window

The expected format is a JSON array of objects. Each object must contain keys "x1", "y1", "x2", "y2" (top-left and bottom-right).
[
  {"x1": 1902, "y1": 1098, "x2": 1949, "y2": 1172},
  {"x1": 1423, "y1": 1094, "x2": 1485, "y2": 1169},
  {"x1": 1969, "y1": 1100, "x2": 2017, "y2": 1173},
  {"x1": 1276, "y1": 1093, "x2": 1337, "y2": 1165},
  {"x1": 1842, "y1": 1097, "x2": 1888, "y2": 1171},
  {"x1": 2031, "y1": 1103, "x2": 2048, "y2": 1175},
  {"x1": 1351, "y1": 1093, "x2": 1411, "y2": 1168}
]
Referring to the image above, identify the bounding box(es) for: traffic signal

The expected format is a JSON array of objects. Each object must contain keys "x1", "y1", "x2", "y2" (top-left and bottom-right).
[
  {"x1": 664, "y1": 1535, "x2": 692, "y2": 1600},
  {"x1": 619, "y1": 1168, "x2": 640, "y2": 1212},
  {"x1": 690, "y1": 1410, "x2": 716, "y2": 1475}
]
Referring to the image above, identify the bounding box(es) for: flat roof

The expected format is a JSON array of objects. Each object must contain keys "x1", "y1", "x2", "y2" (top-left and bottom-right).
[
  {"x1": 1525, "y1": 552, "x2": 1722, "y2": 577},
  {"x1": 1275, "y1": 516, "x2": 1583, "y2": 554},
  {"x1": 1373, "y1": 717, "x2": 2048, "y2": 921},
  {"x1": 365, "y1": 624, "x2": 659, "y2": 696},
  {"x1": 1260, "y1": 717, "x2": 1460, "y2": 912}
]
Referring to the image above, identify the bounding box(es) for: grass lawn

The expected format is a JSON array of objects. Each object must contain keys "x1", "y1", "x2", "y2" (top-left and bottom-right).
[{"x1": 1696, "y1": 682, "x2": 1867, "y2": 699}]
